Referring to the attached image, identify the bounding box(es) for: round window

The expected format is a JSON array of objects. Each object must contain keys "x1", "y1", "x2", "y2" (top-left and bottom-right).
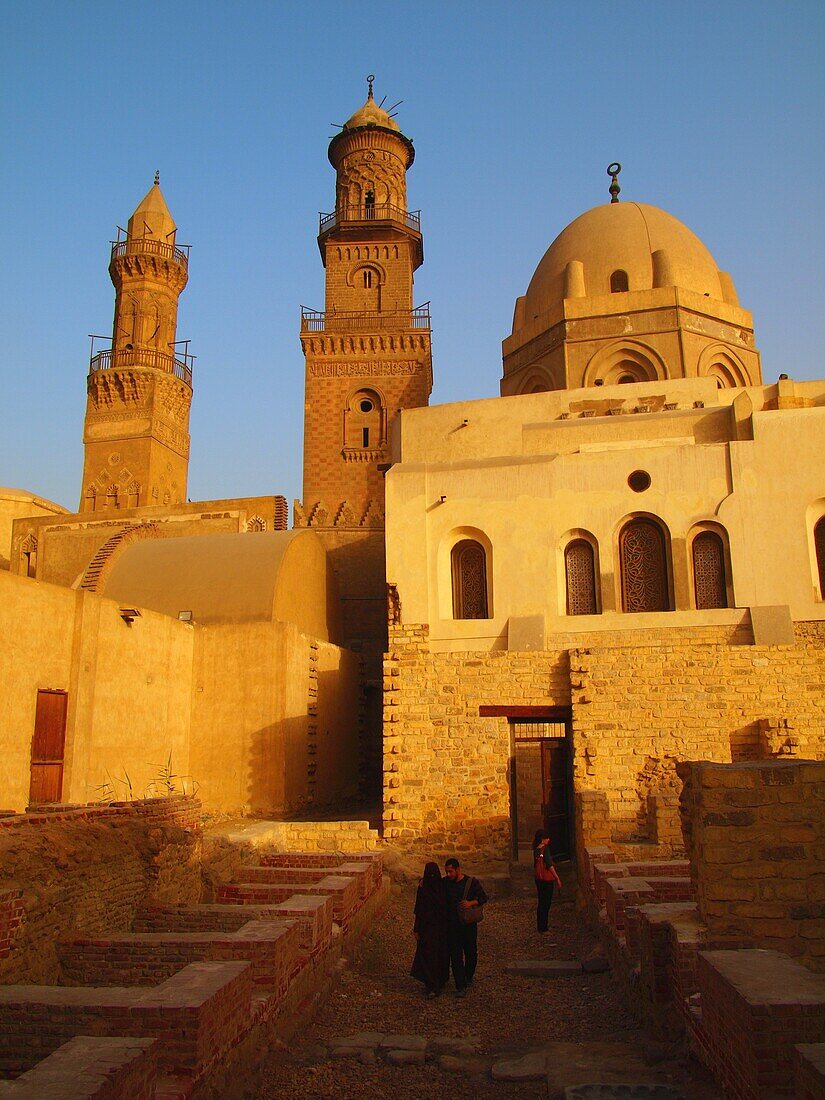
[
  {"x1": 359, "y1": 399, "x2": 374, "y2": 413},
  {"x1": 628, "y1": 470, "x2": 651, "y2": 493}
]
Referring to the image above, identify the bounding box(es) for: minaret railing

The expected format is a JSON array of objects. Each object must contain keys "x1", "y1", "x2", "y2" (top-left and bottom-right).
[
  {"x1": 88, "y1": 346, "x2": 193, "y2": 388},
  {"x1": 110, "y1": 238, "x2": 191, "y2": 269},
  {"x1": 301, "y1": 304, "x2": 430, "y2": 333},
  {"x1": 319, "y1": 204, "x2": 421, "y2": 234}
]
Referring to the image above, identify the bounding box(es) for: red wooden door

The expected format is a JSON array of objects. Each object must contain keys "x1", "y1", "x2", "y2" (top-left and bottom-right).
[{"x1": 29, "y1": 690, "x2": 68, "y2": 804}]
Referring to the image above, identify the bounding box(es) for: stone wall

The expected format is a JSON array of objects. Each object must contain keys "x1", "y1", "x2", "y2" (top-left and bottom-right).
[
  {"x1": 383, "y1": 624, "x2": 571, "y2": 858},
  {"x1": 677, "y1": 759, "x2": 825, "y2": 972},
  {"x1": 384, "y1": 621, "x2": 824, "y2": 861},
  {"x1": 0, "y1": 797, "x2": 206, "y2": 985},
  {"x1": 572, "y1": 638, "x2": 825, "y2": 847}
]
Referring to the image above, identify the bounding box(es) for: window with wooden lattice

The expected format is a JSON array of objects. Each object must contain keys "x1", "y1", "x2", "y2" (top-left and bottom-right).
[
  {"x1": 565, "y1": 539, "x2": 598, "y2": 615},
  {"x1": 619, "y1": 518, "x2": 670, "y2": 612},
  {"x1": 815, "y1": 516, "x2": 825, "y2": 599},
  {"x1": 451, "y1": 539, "x2": 489, "y2": 619},
  {"x1": 692, "y1": 530, "x2": 728, "y2": 609}
]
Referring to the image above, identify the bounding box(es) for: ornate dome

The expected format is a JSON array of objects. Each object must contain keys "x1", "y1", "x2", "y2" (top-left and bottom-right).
[
  {"x1": 343, "y1": 90, "x2": 400, "y2": 133},
  {"x1": 517, "y1": 201, "x2": 735, "y2": 332}
]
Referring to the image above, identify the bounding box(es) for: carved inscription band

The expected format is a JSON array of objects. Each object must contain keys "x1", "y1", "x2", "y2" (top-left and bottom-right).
[{"x1": 308, "y1": 360, "x2": 418, "y2": 377}]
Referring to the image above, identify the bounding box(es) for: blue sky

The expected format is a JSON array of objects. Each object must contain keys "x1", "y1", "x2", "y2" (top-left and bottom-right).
[{"x1": 2, "y1": 1, "x2": 823, "y2": 510}]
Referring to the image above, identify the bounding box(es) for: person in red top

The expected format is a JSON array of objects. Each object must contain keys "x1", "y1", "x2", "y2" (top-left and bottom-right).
[{"x1": 533, "y1": 829, "x2": 562, "y2": 934}]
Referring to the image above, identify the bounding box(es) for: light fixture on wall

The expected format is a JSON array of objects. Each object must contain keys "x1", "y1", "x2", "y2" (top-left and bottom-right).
[
  {"x1": 119, "y1": 608, "x2": 141, "y2": 626},
  {"x1": 439, "y1": 494, "x2": 447, "y2": 504},
  {"x1": 178, "y1": 610, "x2": 193, "y2": 623}
]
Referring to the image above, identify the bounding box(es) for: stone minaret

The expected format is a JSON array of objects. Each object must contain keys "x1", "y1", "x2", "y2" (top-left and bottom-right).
[
  {"x1": 81, "y1": 177, "x2": 192, "y2": 512},
  {"x1": 297, "y1": 82, "x2": 432, "y2": 658}
]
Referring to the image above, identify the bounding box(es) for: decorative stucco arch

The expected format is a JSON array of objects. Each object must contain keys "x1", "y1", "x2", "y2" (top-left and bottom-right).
[
  {"x1": 696, "y1": 344, "x2": 750, "y2": 388},
  {"x1": 583, "y1": 339, "x2": 668, "y2": 387}
]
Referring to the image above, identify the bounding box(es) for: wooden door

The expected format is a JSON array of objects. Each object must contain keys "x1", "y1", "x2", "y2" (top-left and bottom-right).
[
  {"x1": 29, "y1": 690, "x2": 68, "y2": 804},
  {"x1": 541, "y1": 738, "x2": 570, "y2": 859}
]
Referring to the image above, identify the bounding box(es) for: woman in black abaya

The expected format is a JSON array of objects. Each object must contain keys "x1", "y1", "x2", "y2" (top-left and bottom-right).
[{"x1": 410, "y1": 861, "x2": 449, "y2": 998}]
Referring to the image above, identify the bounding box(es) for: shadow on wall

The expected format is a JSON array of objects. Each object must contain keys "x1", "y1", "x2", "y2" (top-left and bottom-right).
[
  {"x1": 246, "y1": 716, "x2": 306, "y2": 818},
  {"x1": 730, "y1": 722, "x2": 764, "y2": 762}
]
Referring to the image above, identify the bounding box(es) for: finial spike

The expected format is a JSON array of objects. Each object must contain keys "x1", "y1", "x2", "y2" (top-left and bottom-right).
[
  {"x1": 607, "y1": 162, "x2": 621, "y2": 203},
  {"x1": 367, "y1": 74, "x2": 375, "y2": 99},
  {"x1": 154, "y1": 170, "x2": 160, "y2": 186}
]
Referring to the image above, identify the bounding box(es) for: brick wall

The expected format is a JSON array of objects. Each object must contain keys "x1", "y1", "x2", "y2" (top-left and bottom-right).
[
  {"x1": 0, "y1": 797, "x2": 203, "y2": 984},
  {"x1": 678, "y1": 759, "x2": 825, "y2": 971}
]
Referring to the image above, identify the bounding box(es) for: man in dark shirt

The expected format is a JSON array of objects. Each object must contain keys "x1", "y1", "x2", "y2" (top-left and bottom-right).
[{"x1": 444, "y1": 857, "x2": 488, "y2": 996}]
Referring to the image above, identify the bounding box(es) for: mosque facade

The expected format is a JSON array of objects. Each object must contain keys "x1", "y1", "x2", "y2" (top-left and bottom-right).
[{"x1": 1, "y1": 86, "x2": 824, "y2": 864}]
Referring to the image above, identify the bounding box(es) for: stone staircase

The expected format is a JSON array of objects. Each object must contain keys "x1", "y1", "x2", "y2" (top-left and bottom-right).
[{"x1": 0, "y1": 848, "x2": 387, "y2": 1099}]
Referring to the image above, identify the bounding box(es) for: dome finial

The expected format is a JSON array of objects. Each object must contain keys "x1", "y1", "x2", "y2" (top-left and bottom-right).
[
  {"x1": 154, "y1": 170, "x2": 160, "y2": 186},
  {"x1": 607, "y1": 162, "x2": 621, "y2": 203},
  {"x1": 367, "y1": 74, "x2": 375, "y2": 99}
]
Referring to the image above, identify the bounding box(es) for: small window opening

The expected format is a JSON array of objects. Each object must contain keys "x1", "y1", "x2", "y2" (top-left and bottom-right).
[
  {"x1": 628, "y1": 470, "x2": 651, "y2": 493},
  {"x1": 618, "y1": 374, "x2": 636, "y2": 384},
  {"x1": 610, "y1": 270, "x2": 629, "y2": 293},
  {"x1": 362, "y1": 427, "x2": 370, "y2": 448},
  {"x1": 359, "y1": 398, "x2": 374, "y2": 413},
  {"x1": 365, "y1": 189, "x2": 375, "y2": 217},
  {"x1": 363, "y1": 270, "x2": 372, "y2": 289}
]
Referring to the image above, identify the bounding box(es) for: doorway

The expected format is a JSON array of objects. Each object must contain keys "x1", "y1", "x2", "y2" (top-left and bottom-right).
[
  {"x1": 511, "y1": 715, "x2": 572, "y2": 860},
  {"x1": 29, "y1": 689, "x2": 68, "y2": 804}
]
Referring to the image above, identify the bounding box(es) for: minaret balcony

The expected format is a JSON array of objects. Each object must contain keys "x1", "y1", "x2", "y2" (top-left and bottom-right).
[
  {"x1": 301, "y1": 304, "x2": 430, "y2": 334},
  {"x1": 89, "y1": 346, "x2": 193, "y2": 388},
  {"x1": 110, "y1": 238, "x2": 191, "y2": 271},
  {"x1": 318, "y1": 204, "x2": 421, "y2": 235}
]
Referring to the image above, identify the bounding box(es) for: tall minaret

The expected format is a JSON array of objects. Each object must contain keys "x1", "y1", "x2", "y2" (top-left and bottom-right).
[
  {"x1": 297, "y1": 79, "x2": 432, "y2": 665},
  {"x1": 81, "y1": 176, "x2": 192, "y2": 512}
]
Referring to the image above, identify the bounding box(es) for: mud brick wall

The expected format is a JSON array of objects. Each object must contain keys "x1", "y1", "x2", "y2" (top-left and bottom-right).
[
  {"x1": 0, "y1": 1036, "x2": 158, "y2": 1100},
  {"x1": 383, "y1": 624, "x2": 572, "y2": 858},
  {"x1": 678, "y1": 759, "x2": 825, "y2": 972},
  {"x1": 0, "y1": 797, "x2": 203, "y2": 985},
  {"x1": 572, "y1": 638, "x2": 825, "y2": 846},
  {"x1": 59, "y1": 921, "x2": 301, "y2": 990}
]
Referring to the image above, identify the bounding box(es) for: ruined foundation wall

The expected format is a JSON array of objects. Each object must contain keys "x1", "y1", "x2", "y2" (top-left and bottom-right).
[
  {"x1": 0, "y1": 797, "x2": 204, "y2": 985},
  {"x1": 678, "y1": 759, "x2": 825, "y2": 972}
]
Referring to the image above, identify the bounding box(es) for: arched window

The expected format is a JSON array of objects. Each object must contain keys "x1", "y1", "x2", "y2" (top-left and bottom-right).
[
  {"x1": 451, "y1": 540, "x2": 489, "y2": 619},
  {"x1": 692, "y1": 531, "x2": 728, "y2": 609},
  {"x1": 619, "y1": 518, "x2": 671, "y2": 612},
  {"x1": 815, "y1": 516, "x2": 825, "y2": 598},
  {"x1": 363, "y1": 269, "x2": 372, "y2": 289},
  {"x1": 21, "y1": 535, "x2": 37, "y2": 579},
  {"x1": 565, "y1": 540, "x2": 598, "y2": 615},
  {"x1": 345, "y1": 389, "x2": 383, "y2": 451},
  {"x1": 610, "y1": 269, "x2": 629, "y2": 293}
]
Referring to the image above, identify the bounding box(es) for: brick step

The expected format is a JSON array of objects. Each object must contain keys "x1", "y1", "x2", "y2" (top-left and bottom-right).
[
  {"x1": 604, "y1": 876, "x2": 695, "y2": 931},
  {"x1": 58, "y1": 920, "x2": 301, "y2": 991},
  {"x1": 236, "y1": 862, "x2": 373, "y2": 900},
  {"x1": 134, "y1": 898, "x2": 333, "y2": 955},
  {"x1": 0, "y1": 1035, "x2": 157, "y2": 1099},
  {"x1": 217, "y1": 875, "x2": 360, "y2": 925},
  {"x1": 592, "y1": 860, "x2": 691, "y2": 906},
  {"x1": 260, "y1": 850, "x2": 383, "y2": 892},
  {"x1": 0, "y1": 961, "x2": 253, "y2": 1080}
]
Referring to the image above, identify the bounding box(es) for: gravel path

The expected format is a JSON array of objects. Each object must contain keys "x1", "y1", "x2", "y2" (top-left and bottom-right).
[{"x1": 251, "y1": 864, "x2": 721, "y2": 1099}]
